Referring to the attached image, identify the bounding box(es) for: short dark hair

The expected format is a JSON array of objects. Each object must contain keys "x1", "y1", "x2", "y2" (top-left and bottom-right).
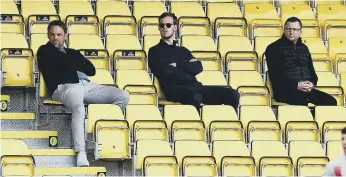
[
  {"x1": 342, "y1": 127, "x2": 346, "y2": 134},
  {"x1": 284, "y1": 17, "x2": 302, "y2": 29},
  {"x1": 47, "y1": 20, "x2": 67, "y2": 34},
  {"x1": 158, "y1": 12, "x2": 178, "y2": 25}
]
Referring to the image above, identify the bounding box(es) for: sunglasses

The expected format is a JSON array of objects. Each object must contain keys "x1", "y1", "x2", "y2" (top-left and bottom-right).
[{"x1": 159, "y1": 23, "x2": 173, "y2": 28}]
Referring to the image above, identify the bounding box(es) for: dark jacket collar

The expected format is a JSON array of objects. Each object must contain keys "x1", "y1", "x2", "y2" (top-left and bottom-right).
[
  {"x1": 159, "y1": 39, "x2": 178, "y2": 47},
  {"x1": 46, "y1": 42, "x2": 67, "y2": 51},
  {"x1": 280, "y1": 34, "x2": 303, "y2": 46}
]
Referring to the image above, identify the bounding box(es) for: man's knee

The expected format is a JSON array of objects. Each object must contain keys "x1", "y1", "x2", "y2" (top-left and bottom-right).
[
  {"x1": 112, "y1": 89, "x2": 130, "y2": 109},
  {"x1": 324, "y1": 95, "x2": 337, "y2": 106}
]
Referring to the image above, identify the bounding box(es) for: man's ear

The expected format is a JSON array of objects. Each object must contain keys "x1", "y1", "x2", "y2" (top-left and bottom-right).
[{"x1": 174, "y1": 24, "x2": 177, "y2": 31}]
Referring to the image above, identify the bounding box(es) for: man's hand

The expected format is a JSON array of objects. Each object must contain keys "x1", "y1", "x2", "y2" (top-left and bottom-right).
[
  {"x1": 189, "y1": 58, "x2": 198, "y2": 62},
  {"x1": 298, "y1": 81, "x2": 314, "y2": 92},
  {"x1": 169, "y1": 63, "x2": 176, "y2": 67}
]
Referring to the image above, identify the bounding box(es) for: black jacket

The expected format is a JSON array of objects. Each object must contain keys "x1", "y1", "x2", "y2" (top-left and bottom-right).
[
  {"x1": 148, "y1": 39, "x2": 203, "y2": 100},
  {"x1": 37, "y1": 42, "x2": 96, "y2": 96},
  {"x1": 265, "y1": 35, "x2": 318, "y2": 100}
]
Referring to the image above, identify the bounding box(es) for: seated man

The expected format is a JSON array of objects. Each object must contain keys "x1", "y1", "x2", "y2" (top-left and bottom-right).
[
  {"x1": 37, "y1": 20, "x2": 130, "y2": 167},
  {"x1": 265, "y1": 17, "x2": 336, "y2": 106},
  {"x1": 148, "y1": 12, "x2": 239, "y2": 110}
]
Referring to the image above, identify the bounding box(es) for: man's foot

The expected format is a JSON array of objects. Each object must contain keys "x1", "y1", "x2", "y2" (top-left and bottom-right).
[{"x1": 77, "y1": 151, "x2": 89, "y2": 167}]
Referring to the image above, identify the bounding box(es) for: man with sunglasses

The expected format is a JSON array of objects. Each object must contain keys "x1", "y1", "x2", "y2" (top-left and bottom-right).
[
  {"x1": 265, "y1": 17, "x2": 336, "y2": 106},
  {"x1": 148, "y1": 12, "x2": 239, "y2": 111}
]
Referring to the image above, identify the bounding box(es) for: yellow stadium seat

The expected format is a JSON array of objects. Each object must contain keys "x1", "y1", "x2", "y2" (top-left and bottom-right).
[
  {"x1": 126, "y1": 105, "x2": 168, "y2": 142},
  {"x1": 164, "y1": 105, "x2": 205, "y2": 142},
  {"x1": 218, "y1": 36, "x2": 260, "y2": 72},
  {"x1": 135, "y1": 139, "x2": 178, "y2": 176},
  {"x1": 254, "y1": 36, "x2": 280, "y2": 72},
  {"x1": 106, "y1": 35, "x2": 147, "y2": 70},
  {"x1": 341, "y1": 72, "x2": 346, "y2": 92},
  {"x1": 196, "y1": 71, "x2": 228, "y2": 86},
  {"x1": 143, "y1": 34, "x2": 161, "y2": 56},
  {"x1": 174, "y1": 140, "x2": 217, "y2": 176},
  {"x1": 1, "y1": 33, "x2": 36, "y2": 87},
  {"x1": 310, "y1": 53, "x2": 333, "y2": 72},
  {"x1": 328, "y1": 37, "x2": 346, "y2": 74},
  {"x1": 315, "y1": 72, "x2": 344, "y2": 106},
  {"x1": 181, "y1": 35, "x2": 222, "y2": 72},
  {"x1": 0, "y1": 0, "x2": 24, "y2": 35},
  {"x1": 133, "y1": 1, "x2": 167, "y2": 36},
  {"x1": 0, "y1": 139, "x2": 35, "y2": 177},
  {"x1": 244, "y1": 3, "x2": 283, "y2": 39},
  {"x1": 302, "y1": 37, "x2": 327, "y2": 53},
  {"x1": 201, "y1": 105, "x2": 243, "y2": 142},
  {"x1": 251, "y1": 140, "x2": 293, "y2": 176},
  {"x1": 96, "y1": 1, "x2": 136, "y2": 36},
  {"x1": 21, "y1": 0, "x2": 59, "y2": 35},
  {"x1": 59, "y1": 1, "x2": 100, "y2": 35},
  {"x1": 288, "y1": 141, "x2": 329, "y2": 176},
  {"x1": 315, "y1": 106, "x2": 346, "y2": 143},
  {"x1": 88, "y1": 69, "x2": 115, "y2": 85},
  {"x1": 229, "y1": 71, "x2": 270, "y2": 106},
  {"x1": 30, "y1": 33, "x2": 48, "y2": 58},
  {"x1": 240, "y1": 105, "x2": 281, "y2": 142},
  {"x1": 153, "y1": 77, "x2": 181, "y2": 105},
  {"x1": 115, "y1": 70, "x2": 157, "y2": 105},
  {"x1": 278, "y1": 106, "x2": 320, "y2": 143},
  {"x1": 326, "y1": 140, "x2": 343, "y2": 160},
  {"x1": 206, "y1": 2, "x2": 247, "y2": 38},
  {"x1": 212, "y1": 140, "x2": 255, "y2": 176},
  {"x1": 317, "y1": 4, "x2": 346, "y2": 39},
  {"x1": 170, "y1": 1, "x2": 211, "y2": 37},
  {"x1": 86, "y1": 104, "x2": 130, "y2": 160}
]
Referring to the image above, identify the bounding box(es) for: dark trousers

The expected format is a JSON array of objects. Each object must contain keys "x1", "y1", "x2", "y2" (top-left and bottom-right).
[
  {"x1": 169, "y1": 85, "x2": 240, "y2": 111},
  {"x1": 277, "y1": 89, "x2": 337, "y2": 106}
]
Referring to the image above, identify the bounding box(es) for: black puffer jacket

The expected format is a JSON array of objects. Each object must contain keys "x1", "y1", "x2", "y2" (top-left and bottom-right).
[{"x1": 265, "y1": 35, "x2": 318, "y2": 100}]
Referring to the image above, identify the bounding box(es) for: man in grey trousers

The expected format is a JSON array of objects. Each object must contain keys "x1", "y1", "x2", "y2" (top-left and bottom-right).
[
  {"x1": 37, "y1": 20, "x2": 130, "y2": 167},
  {"x1": 323, "y1": 127, "x2": 346, "y2": 176}
]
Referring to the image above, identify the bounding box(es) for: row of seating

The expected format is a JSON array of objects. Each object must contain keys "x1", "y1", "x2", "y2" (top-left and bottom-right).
[{"x1": 2, "y1": 0, "x2": 346, "y2": 40}]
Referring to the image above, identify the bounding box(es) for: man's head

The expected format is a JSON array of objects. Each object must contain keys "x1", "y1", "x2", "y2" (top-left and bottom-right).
[
  {"x1": 47, "y1": 20, "x2": 67, "y2": 49},
  {"x1": 284, "y1": 17, "x2": 302, "y2": 44},
  {"x1": 158, "y1": 12, "x2": 177, "y2": 40},
  {"x1": 342, "y1": 127, "x2": 346, "y2": 154}
]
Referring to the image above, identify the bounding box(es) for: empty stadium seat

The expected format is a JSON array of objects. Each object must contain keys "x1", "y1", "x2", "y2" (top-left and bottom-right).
[
  {"x1": 143, "y1": 34, "x2": 161, "y2": 56},
  {"x1": 174, "y1": 140, "x2": 217, "y2": 176},
  {"x1": 196, "y1": 71, "x2": 228, "y2": 86},
  {"x1": 317, "y1": 4, "x2": 346, "y2": 39},
  {"x1": 106, "y1": 35, "x2": 147, "y2": 70},
  {"x1": 59, "y1": 1, "x2": 100, "y2": 35},
  {"x1": 280, "y1": 4, "x2": 320, "y2": 38},
  {"x1": 251, "y1": 140, "x2": 293, "y2": 176},
  {"x1": 328, "y1": 37, "x2": 346, "y2": 74},
  {"x1": 218, "y1": 35, "x2": 260, "y2": 72},
  {"x1": 30, "y1": 33, "x2": 48, "y2": 57},
  {"x1": 96, "y1": 1, "x2": 136, "y2": 36},
  {"x1": 244, "y1": 3, "x2": 283, "y2": 39},
  {"x1": 86, "y1": 104, "x2": 130, "y2": 160},
  {"x1": 164, "y1": 105, "x2": 205, "y2": 142},
  {"x1": 326, "y1": 140, "x2": 343, "y2": 160},
  {"x1": 0, "y1": 0, "x2": 24, "y2": 35},
  {"x1": 302, "y1": 37, "x2": 327, "y2": 53},
  {"x1": 315, "y1": 106, "x2": 346, "y2": 143},
  {"x1": 135, "y1": 139, "x2": 178, "y2": 176},
  {"x1": 315, "y1": 71, "x2": 345, "y2": 106},
  {"x1": 21, "y1": 0, "x2": 59, "y2": 34},
  {"x1": 302, "y1": 37, "x2": 333, "y2": 72},
  {"x1": 133, "y1": 1, "x2": 167, "y2": 36},
  {"x1": 201, "y1": 105, "x2": 242, "y2": 142},
  {"x1": 115, "y1": 69, "x2": 157, "y2": 105},
  {"x1": 254, "y1": 36, "x2": 280, "y2": 72},
  {"x1": 206, "y1": 2, "x2": 247, "y2": 38},
  {"x1": 278, "y1": 106, "x2": 319, "y2": 143},
  {"x1": 212, "y1": 140, "x2": 255, "y2": 176},
  {"x1": 126, "y1": 105, "x2": 168, "y2": 142},
  {"x1": 170, "y1": 1, "x2": 211, "y2": 37},
  {"x1": 240, "y1": 105, "x2": 280, "y2": 142},
  {"x1": 288, "y1": 141, "x2": 329, "y2": 176},
  {"x1": 0, "y1": 139, "x2": 35, "y2": 176}
]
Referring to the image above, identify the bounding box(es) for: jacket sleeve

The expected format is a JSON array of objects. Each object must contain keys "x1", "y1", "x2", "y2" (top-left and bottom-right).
[
  {"x1": 265, "y1": 44, "x2": 298, "y2": 91},
  {"x1": 177, "y1": 48, "x2": 203, "y2": 76},
  {"x1": 148, "y1": 47, "x2": 183, "y2": 79},
  {"x1": 72, "y1": 50, "x2": 96, "y2": 76},
  {"x1": 307, "y1": 52, "x2": 318, "y2": 86}
]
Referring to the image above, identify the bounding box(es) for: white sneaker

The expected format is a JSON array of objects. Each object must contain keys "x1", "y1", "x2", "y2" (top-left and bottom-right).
[{"x1": 77, "y1": 151, "x2": 89, "y2": 167}]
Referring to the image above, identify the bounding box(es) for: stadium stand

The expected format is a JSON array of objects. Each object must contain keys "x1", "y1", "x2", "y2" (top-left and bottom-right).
[{"x1": 1, "y1": 0, "x2": 346, "y2": 176}]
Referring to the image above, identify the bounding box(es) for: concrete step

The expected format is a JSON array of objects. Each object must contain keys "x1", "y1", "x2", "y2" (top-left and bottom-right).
[
  {"x1": 30, "y1": 148, "x2": 76, "y2": 167},
  {"x1": 1, "y1": 130, "x2": 58, "y2": 148},
  {"x1": 35, "y1": 167, "x2": 107, "y2": 177}
]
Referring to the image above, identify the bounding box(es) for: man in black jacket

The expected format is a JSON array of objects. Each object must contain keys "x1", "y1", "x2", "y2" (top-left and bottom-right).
[
  {"x1": 148, "y1": 12, "x2": 239, "y2": 111},
  {"x1": 37, "y1": 20, "x2": 130, "y2": 167},
  {"x1": 265, "y1": 17, "x2": 336, "y2": 106}
]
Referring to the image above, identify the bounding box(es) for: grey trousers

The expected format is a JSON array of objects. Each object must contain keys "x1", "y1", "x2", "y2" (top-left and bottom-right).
[{"x1": 52, "y1": 80, "x2": 130, "y2": 152}]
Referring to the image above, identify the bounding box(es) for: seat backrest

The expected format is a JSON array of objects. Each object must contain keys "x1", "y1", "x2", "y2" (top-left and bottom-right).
[
  {"x1": 244, "y1": 3, "x2": 279, "y2": 23},
  {"x1": 133, "y1": 1, "x2": 167, "y2": 25},
  {"x1": 280, "y1": 4, "x2": 315, "y2": 22},
  {"x1": 21, "y1": 0, "x2": 57, "y2": 23},
  {"x1": 59, "y1": 1, "x2": 94, "y2": 22},
  {"x1": 1, "y1": 33, "x2": 28, "y2": 48},
  {"x1": 328, "y1": 37, "x2": 346, "y2": 61},
  {"x1": 218, "y1": 35, "x2": 253, "y2": 60},
  {"x1": 30, "y1": 33, "x2": 48, "y2": 57},
  {"x1": 206, "y1": 2, "x2": 242, "y2": 25},
  {"x1": 143, "y1": 34, "x2": 161, "y2": 55},
  {"x1": 302, "y1": 37, "x2": 327, "y2": 54},
  {"x1": 181, "y1": 35, "x2": 217, "y2": 51},
  {"x1": 0, "y1": 0, "x2": 19, "y2": 14},
  {"x1": 170, "y1": 2, "x2": 205, "y2": 18},
  {"x1": 317, "y1": 4, "x2": 346, "y2": 27},
  {"x1": 96, "y1": 0, "x2": 131, "y2": 25},
  {"x1": 68, "y1": 34, "x2": 104, "y2": 49}
]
